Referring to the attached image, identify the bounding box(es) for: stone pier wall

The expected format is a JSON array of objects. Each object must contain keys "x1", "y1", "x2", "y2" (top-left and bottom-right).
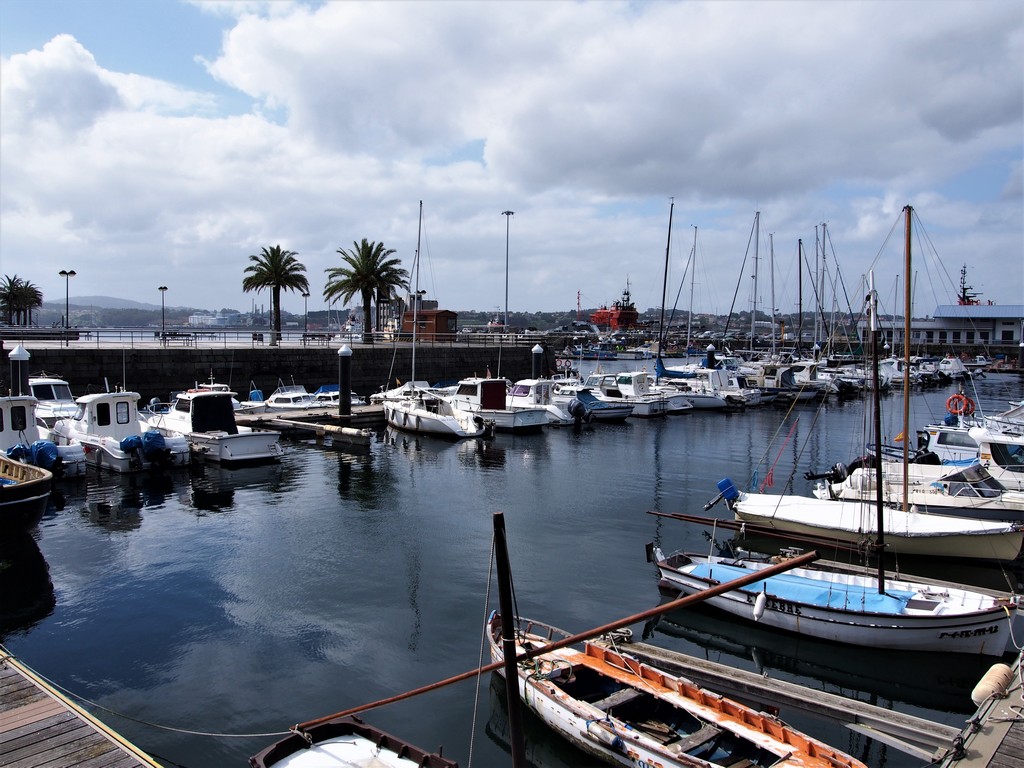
[{"x1": 7, "y1": 344, "x2": 561, "y2": 403}]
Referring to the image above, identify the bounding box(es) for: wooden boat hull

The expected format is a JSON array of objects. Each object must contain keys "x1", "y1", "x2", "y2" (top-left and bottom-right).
[
  {"x1": 0, "y1": 456, "x2": 52, "y2": 529},
  {"x1": 650, "y1": 548, "x2": 1018, "y2": 655},
  {"x1": 488, "y1": 613, "x2": 866, "y2": 768}
]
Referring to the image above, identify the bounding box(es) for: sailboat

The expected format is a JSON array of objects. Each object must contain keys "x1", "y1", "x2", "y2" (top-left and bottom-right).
[
  {"x1": 381, "y1": 202, "x2": 486, "y2": 439},
  {"x1": 721, "y1": 207, "x2": 1024, "y2": 562}
]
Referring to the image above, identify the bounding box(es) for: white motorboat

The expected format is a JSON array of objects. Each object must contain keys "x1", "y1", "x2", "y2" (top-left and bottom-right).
[
  {"x1": 0, "y1": 394, "x2": 86, "y2": 478},
  {"x1": 812, "y1": 458, "x2": 1024, "y2": 522},
  {"x1": 551, "y1": 384, "x2": 633, "y2": 422},
  {"x1": 581, "y1": 372, "x2": 668, "y2": 417},
  {"x1": 240, "y1": 382, "x2": 320, "y2": 411},
  {"x1": 51, "y1": 391, "x2": 190, "y2": 473},
  {"x1": 506, "y1": 378, "x2": 573, "y2": 425},
  {"x1": 28, "y1": 374, "x2": 79, "y2": 426},
  {"x1": 445, "y1": 377, "x2": 548, "y2": 434},
  {"x1": 382, "y1": 386, "x2": 486, "y2": 439},
  {"x1": 143, "y1": 388, "x2": 282, "y2": 465},
  {"x1": 311, "y1": 384, "x2": 366, "y2": 407},
  {"x1": 487, "y1": 613, "x2": 866, "y2": 768},
  {"x1": 615, "y1": 370, "x2": 694, "y2": 414},
  {"x1": 647, "y1": 544, "x2": 1020, "y2": 655}
]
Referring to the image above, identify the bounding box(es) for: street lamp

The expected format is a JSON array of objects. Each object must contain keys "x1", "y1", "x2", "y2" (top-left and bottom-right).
[
  {"x1": 502, "y1": 210, "x2": 514, "y2": 328},
  {"x1": 158, "y1": 286, "x2": 168, "y2": 343},
  {"x1": 302, "y1": 292, "x2": 310, "y2": 334},
  {"x1": 59, "y1": 269, "x2": 76, "y2": 347}
]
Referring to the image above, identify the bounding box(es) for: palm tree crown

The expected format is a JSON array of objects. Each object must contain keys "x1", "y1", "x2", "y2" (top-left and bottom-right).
[
  {"x1": 242, "y1": 245, "x2": 310, "y2": 344},
  {"x1": 324, "y1": 239, "x2": 408, "y2": 343},
  {"x1": 0, "y1": 275, "x2": 43, "y2": 326}
]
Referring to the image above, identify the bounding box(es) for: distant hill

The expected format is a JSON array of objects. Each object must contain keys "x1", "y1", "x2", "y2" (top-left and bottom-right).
[{"x1": 45, "y1": 296, "x2": 170, "y2": 311}]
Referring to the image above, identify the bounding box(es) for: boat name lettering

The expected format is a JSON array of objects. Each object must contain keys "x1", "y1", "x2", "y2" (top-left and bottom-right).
[
  {"x1": 939, "y1": 626, "x2": 1000, "y2": 640},
  {"x1": 745, "y1": 593, "x2": 802, "y2": 615}
]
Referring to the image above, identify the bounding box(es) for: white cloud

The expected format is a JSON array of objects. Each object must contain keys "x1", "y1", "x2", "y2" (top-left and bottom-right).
[{"x1": 1, "y1": 1, "x2": 1020, "y2": 317}]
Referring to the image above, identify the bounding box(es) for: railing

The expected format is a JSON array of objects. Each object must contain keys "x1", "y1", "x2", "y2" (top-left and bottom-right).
[{"x1": 0, "y1": 327, "x2": 563, "y2": 350}]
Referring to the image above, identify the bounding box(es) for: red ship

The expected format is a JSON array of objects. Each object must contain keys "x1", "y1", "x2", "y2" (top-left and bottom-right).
[{"x1": 590, "y1": 282, "x2": 640, "y2": 331}]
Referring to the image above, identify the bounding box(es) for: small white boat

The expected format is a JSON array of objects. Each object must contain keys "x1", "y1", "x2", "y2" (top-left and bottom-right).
[
  {"x1": 382, "y1": 387, "x2": 486, "y2": 439},
  {"x1": 445, "y1": 377, "x2": 548, "y2": 434},
  {"x1": 28, "y1": 374, "x2": 79, "y2": 426},
  {"x1": 248, "y1": 714, "x2": 458, "y2": 768},
  {"x1": 311, "y1": 384, "x2": 366, "y2": 407},
  {"x1": 51, "y1": 391, "x2": 190, "y2": 473},
  {"x1": 507, "y1": 378, "x2": 573, "y2": 425},
  {"x1": 551, "y1": 384, "x2": 633, "y2": 422},
  {"x1": 581, "y1": 373, "x2": 668, "y2": 418},
  {"x1": 722, "y1": 478, "x2": 1024, "y2": 561},
  {"x1": 487, "y1": 613, "x2": 866, "y2": 768},
  {"x1": 143, "y1": 388, "x2": 282, "y2": 465},
  {"x1": 240, "y1": 383, "x2": 320, "y2": 411},
  {"x1": 0, "y1": 394, "x2": 86, "y2": 478},
  {"x1": 647, "y1": 545, "x2": 1020, "y2": 655}
]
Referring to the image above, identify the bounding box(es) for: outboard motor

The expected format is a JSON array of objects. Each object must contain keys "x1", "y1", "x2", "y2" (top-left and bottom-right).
[
  {"x1": 119, "y1": 434, "x2": 146, "y2": 470},
  {"x1": 141, "y1": 430, "x2": 173, "y2": 469},
  {"x1": 804, "y1": 461, "x2": 850, "y2": 483},
  {"x1": 566, "y1": 398, "x2": 591, "y2": 425}
]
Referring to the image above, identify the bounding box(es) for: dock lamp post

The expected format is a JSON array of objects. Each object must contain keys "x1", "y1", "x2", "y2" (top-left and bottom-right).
[
  {"x1": 338, "y1": 345, "x2": 352, "y2": 417},
  {"x1": 59, "y1": 269, "x2": 76, "y2": 347},
  {"x1": 302, "y1": 292, "x2": 310, "y2": 334},
  {"x1": 158, "y1": 286, "x2": 168, "y2": 344},
  {"x1": 502, "y1": 210, "x2": 514, "y2": 328}
]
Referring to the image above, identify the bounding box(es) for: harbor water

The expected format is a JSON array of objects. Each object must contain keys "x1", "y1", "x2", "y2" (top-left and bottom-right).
[{"x1": 3, "y1": 364, "x2": 1023, "y2": 768}]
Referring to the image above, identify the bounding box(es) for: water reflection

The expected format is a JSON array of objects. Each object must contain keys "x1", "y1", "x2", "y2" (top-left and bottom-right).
[
  {"x1": 77, "y1": 471, "x2": 181, "y2": 530},
  {"x1": 190, "y1": 462, "x2": 286, "y2": 512},
  {"x1": 0, "y1": 531, "x2": 55, "y2": 638}
]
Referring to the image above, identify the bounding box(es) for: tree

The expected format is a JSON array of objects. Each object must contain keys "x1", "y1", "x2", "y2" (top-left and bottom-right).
[
  {"x1": 324, "y1": 239, "x2": 408, "y2": 343},
  {"x1": 0, "y1": 275, "x2": 43, "y2": 326},
  {"x1": 242, "y1": 246, "x2": 310, "y2": 345}
]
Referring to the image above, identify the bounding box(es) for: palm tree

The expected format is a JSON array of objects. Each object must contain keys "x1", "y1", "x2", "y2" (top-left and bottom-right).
[
  {"x1": 324, "y1": 239, "x2": 409, "y2": 343},
  {"x1": 0, "y1": 275, "x2": 43, "y2": 326},
  {"x1": 242, "y1": 246, "x2": 310, "y2": 345}
]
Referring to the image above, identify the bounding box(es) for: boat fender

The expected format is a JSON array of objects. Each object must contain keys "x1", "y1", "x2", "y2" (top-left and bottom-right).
[
  {"x1": 586, "y1": 720, "x2": 623, "y2": 750},
  {"x1": 971, "y1": 663, "x2": 1013, "y2": 706},
  {"x1": 753, "y1": 591, "x2": 767, "y2": 621}
]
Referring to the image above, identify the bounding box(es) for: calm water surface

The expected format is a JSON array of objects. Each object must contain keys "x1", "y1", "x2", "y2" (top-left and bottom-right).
[{"x1": 3, "y1": 367, "x2": 1023, "y2": 768}]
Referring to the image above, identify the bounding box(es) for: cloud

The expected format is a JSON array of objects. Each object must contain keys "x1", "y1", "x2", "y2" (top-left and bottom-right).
[{"x1": 0, "y1": 1, "x2": 1020, "y2": 315}]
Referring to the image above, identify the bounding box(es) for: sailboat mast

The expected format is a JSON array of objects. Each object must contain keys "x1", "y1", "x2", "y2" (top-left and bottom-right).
[
  {"x1": 411, "y1": 200, "x2": 423, "y2": 381},
  {"x1": 686, "y1": 225, "x2": 697, "y2": 353},
  {"x1": 658, "y1": 199, "x2": 675, "y2": 362},
  {"x1": 750, "y1": 212, "x2": 759, "y2": 349},
  {"x1": 797, "y1": 239, "x2": 804, "y2": 352},
  {"x1": 902, "y1": 205, "x2": 913, "y2": 510},
  {"x1": 868, "y1": 273, "x2": 885, "y2": 593},
  {"x1": 769, "y1": 232, "x2": 776, "y2": 357}
]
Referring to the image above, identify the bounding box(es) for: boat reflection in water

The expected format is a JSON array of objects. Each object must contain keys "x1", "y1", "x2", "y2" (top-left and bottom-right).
[
  {"x1": 189, "y1": 461, "x2": 286, "y2": 513},
  {"x1": 642, "y1": 592, "x2": 992, "y2": 716},
  {"x1": 77, "y1": 471, "x2": 180, "y2": 530},
  {"x1": 0, "y1": 531, "x2": 55, "y2": 638}
]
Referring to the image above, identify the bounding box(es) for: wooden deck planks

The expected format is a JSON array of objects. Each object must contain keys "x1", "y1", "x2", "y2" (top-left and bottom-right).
[{"x1": 1, "y1": 650, "x2": 161, "y2": 768}]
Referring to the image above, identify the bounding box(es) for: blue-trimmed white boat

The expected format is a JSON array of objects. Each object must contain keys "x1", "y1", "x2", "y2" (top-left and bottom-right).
[{"x1": 647, "y1": 545, "x2": 1021, "y2": 656}]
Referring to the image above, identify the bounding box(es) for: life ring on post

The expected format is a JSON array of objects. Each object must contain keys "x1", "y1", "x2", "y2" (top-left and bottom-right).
[{"x1": 946, "y1": 393, "x2": 975, "y2": 416}]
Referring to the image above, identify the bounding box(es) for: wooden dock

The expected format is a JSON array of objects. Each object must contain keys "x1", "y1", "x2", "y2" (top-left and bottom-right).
[
  {"x1": 939, "y1": 655, "x2": 1024, "y2": 767},
  {"x1": 1, "y1": 648, "x2": 161, "y2": 768}
]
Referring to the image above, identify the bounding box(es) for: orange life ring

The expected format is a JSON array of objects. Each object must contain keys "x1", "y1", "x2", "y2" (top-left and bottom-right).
[{"x1": 946, "y1": 393, "x2": 975, "y2": 416}]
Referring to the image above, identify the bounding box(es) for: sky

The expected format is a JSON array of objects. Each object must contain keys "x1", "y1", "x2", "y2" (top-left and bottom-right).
[{"x1": 1, "y1": 0, "x2": 1021, "y2": 321}]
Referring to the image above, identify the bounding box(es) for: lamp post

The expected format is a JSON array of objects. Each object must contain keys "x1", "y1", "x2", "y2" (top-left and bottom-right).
[
  {"x1": 502, "y1": 210, "x2": 514, "y2": 328},
  {"x1": 302, "y1": 292, "x2": 310, "y2": 334},
  {"x1": 158, "y1": 286, "x2": 168, "y2": 344},
  {"x1": 59, "y1": 269, "x2": 76, "y2": 347}
]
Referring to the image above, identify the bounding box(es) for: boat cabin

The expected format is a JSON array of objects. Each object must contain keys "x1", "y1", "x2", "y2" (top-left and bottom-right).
[{"x1": 175, "y1": 392, "x2": 238, "y2": 434}]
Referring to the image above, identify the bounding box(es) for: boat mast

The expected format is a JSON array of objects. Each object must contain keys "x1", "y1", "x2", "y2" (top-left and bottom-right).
[
  {"x1": 902, "y1": 205, "x2": 913, "y2": 511},
  {"x1": 769, "y1": 232, "x2": 776, "y2": 357},
  {"x1": 796, "y1": 239, "x2": 804, "y2": 353},
  {"x1": 657, "y1": 198, "x2": 675, "y2": 366},
  {"x1": 411, "y1": 200, "x2": 422, "y2": 382},
  {"x1": 493, "y1": 512, "x2": 528, "y2": 768},
  {"x1": 750, "y1": 212, "x2": 759, "y2": 352},
  {"x1": 868, "y1": 272, "x2": 885, "y2": 593},
  {"x1": 686, "y1": 225, "x2": 697, "y2": 353}
]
